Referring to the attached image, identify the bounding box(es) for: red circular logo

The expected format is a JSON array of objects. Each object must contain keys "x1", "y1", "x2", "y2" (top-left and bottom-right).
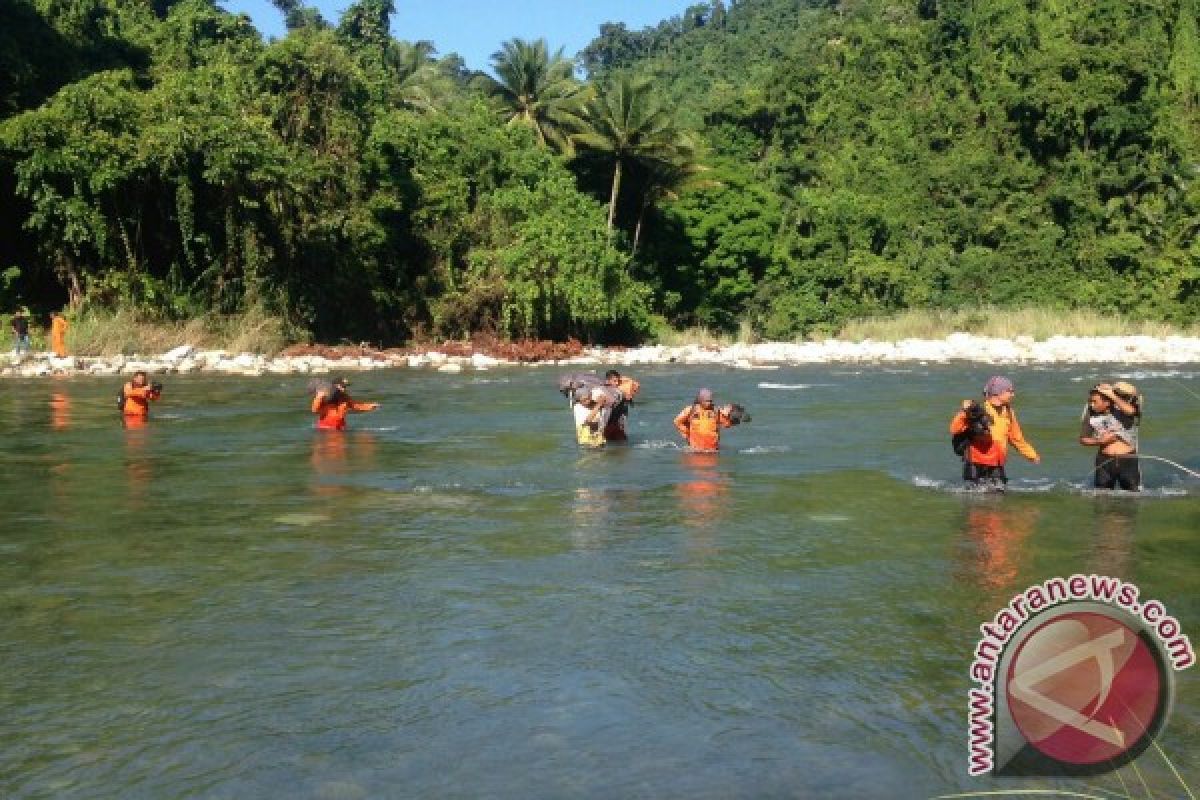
[{"x1": 1006, "y1": 611, "x2": 1165, "y2": 766}]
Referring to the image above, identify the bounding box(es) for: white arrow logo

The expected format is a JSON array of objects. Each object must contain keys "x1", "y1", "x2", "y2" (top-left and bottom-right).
[{"x1": 1009, "y1": 627, "x2": 1128, "y2": 747}]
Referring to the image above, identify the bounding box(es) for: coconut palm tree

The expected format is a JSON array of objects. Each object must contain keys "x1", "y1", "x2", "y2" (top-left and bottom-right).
[
  {"x1": 385, "y1": 39, "x2": 449, "y2": 112},
  {"x1": 486, "y1": 38, "x2": 589, "y2": 152},
  {"x1": 572, "y1": 75, "x2": 695, "y2": 233},
  {"x1": 631, "y1": 156, "x2": 717, "y2": 256}
]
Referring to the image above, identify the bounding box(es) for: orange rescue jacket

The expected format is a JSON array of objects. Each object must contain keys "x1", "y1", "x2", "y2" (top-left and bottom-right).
[
  {"x1": 122, "y1": 383, "x2": 158, "y2": 417},
  {"x1": 312, "y1": 392, "x2": 374, "y2": 430},
  {"x1": 950, "y1": 402, "x2": 1038, "y2": 466},
  {"x1": 674, "y1": 404, "x2": 732, "y2": 451}
]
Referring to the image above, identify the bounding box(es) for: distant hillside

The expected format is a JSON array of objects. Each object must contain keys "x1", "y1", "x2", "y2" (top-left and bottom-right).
[{"x1": 580, "y1": 0, "x2": 1200, "y2": 336}]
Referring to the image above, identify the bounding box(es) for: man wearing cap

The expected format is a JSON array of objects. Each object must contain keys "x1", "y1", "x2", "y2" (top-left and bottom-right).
[
  {"x1": 950, "y1": 375, "x2": 1040, "y2": 488},
  {"x1": 311, "y1": 376, "x2": 379, "y2": 430},
  {"x1": 1080, "y1": 381, "x2": 1141, "y2": 490},
  {"x1": 674, "y1": 388, "x2": 735, "y2": 452}
]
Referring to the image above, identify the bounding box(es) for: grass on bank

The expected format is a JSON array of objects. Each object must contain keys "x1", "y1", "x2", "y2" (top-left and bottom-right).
[
  {"x1": 652, "y1": 308, "x2": 1200, "y2": 347},
  {"x1": 836, "y1": 307, "x2": 1200, "y2": 342},
  {"x1": 62, "y1": 307, "x2": 292, "y2": 357}
]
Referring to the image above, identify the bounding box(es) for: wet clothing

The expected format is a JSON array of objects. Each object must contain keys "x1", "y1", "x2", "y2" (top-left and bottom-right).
[
  {"x1": 1094, "y1": 453, "x2": 1141, "y2": 491},
  {"x1": 963, "y1": 462, "x2": 1007, "y2": 487},
  {"x1": 312, "y1": 391, "x2": 374, "y2": 431},
  {"x1": 1083, "y1": 403, "x2": 1141, "y2": 490},
  {"x1": 122, "y1": 383, "x2": 159, "y2": 417},
  {"x1": 603, "y1": 408, "x2": 627, "y2": 441},
  {"x1": 949, "y1": 403, "x2": 1038, "y2": 467},
  {"x1": 51, "y1": 316, "x2": 67, "y2": 357},
  {"x1": 573, "y1": 394, "x2": 610, "y2": 446},
  {"x1": 674, "y1": 404, "x2": 733, "y2": 452},
  {"x1": 603, "y1": 377, "x2": 640, "y2": 442}
]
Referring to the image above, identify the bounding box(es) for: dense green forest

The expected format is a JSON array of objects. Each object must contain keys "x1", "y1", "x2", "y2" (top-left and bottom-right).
[{"x1": 2, "y1": 0, "x2": 1198, "y2": 344}]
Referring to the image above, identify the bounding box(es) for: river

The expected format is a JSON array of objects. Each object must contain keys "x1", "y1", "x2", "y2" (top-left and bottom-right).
[{"x1": 2, "y1": 364, "x2": 1197, "y2": 798}]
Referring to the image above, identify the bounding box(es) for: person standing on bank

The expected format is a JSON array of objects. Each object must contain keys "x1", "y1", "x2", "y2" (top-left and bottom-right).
[
  {"x1": 1080, "y1": 382, "x2": 1141, "y2": 491},
  {"x1": 11, "y1": 308, "x2": 31, "y2": 357},
  {"x1": 50, "y1": 311, "x2": 68, "y2": 358},
  {"x1": 949, "y1": 375, "x2": 1040, "y2": 489}
]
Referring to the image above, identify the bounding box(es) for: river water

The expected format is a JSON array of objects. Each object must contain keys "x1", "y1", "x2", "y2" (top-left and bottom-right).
[{"x1": 2, "y1": 364, "x2": 1197, "y2": 798}]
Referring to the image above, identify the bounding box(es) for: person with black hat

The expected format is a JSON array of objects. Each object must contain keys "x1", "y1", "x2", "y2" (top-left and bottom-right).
[
  {"x1": 311, "y1": 376, "x2": 379, "y2": 430},
  {"x1": 1080, "y1": 381, "x2": 1141, "y2": 490},
  {"x1": 949, "y1": 375, "x2": 1040, "y2": 489}
]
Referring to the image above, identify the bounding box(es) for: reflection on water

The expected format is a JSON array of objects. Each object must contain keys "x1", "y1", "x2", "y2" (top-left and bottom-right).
[
  {"x1": 123, "y1": 418, "x2": 153, "y2": 509},
  {"x1": 954, "y1": 496, "x2": 1042, "y2": 598},
  {"x1": 1089, "y1": 497, "x2": 1137, "y2": 579},
  {"x1": 50, "y1": 392, "x2": 70, "y2": 431},
  {"x1": 310, "y1": 431, "x2": 376, "y2": 499},
  {"x1": 676, "y1": 451, "x2": 730, "y2": 560}
]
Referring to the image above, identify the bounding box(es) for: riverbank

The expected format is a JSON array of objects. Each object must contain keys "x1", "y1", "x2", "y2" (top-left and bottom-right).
[{"x1": 7, "y1": 333, "x2": 1200, "y2": 378}]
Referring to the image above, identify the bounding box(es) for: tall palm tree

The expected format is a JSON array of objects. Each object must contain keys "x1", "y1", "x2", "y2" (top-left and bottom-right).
[
  {"x1": 385, "y1": 39, "x2": 448, "y2": 112},
  {"x1": 572, "y1": 75, "x2": 693, "y2": 232},
  {"x1": 631, "y1": 156, "x2": 717, "y2": 256},
  {"x1": 486, "y1": 38, "x2": 589, "y2": 153}
]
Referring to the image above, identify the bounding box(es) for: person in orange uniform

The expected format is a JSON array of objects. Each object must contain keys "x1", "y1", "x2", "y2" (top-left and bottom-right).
[
  {"x1": 50, "y1": 311, "x2": 68, "y2": 357},
  {"x1": 949, "y1": 375, "x2": 1040, "y2": 489},
  {"x1": 311, "y1": 376, "x2": 379, "y2": 431},
  {"x1": 603, "y1": 369, "x2": 640, "y2": 442},
  {"x1": 674, "y1": 388, "x2": 735, "y2": 452},
  {"x1": 121, "y1": 371, "x2": 162, "y2": 417}
]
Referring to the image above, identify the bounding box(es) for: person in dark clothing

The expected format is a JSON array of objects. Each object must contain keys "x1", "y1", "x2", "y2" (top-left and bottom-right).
[{"x1": 10, "y1": 308, "x2": 30, "y2": 357}]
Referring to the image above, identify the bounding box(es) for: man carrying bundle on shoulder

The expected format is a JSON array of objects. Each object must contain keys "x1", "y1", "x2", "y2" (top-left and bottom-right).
[
  {"x1": 602, "y1": 369, "x2": 640, "y2": 442},
  {"x1": 673, "y1": 388, "x2": 748, "y2": 452},
  {"x1": 1079, "y1": 381, "x2": 1142, "y2": 491},
  {"x1": 558, "y1": 371, "x2": 625, "y2": 448},
  {"x1": 310, "y1": 376, "x2": 379, "y2": 431}
]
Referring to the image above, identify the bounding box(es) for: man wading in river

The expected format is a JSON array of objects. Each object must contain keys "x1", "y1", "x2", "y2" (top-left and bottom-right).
[
  {"x1": 1080, "y1": 381, "x2": 1142, "y2": 491},
  {"x1": 310, "y1": 376, "x2": 379, "y2": 431},
  {"x1": 949, "y1": 375, "x2": 1040, "y2": 490}
]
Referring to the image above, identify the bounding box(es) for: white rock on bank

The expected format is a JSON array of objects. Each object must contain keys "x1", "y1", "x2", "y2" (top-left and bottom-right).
[
  {"x1": 194, "y1": 350, "x2": 227, "y2": 366},
  {"x1": 437, "y1": 363, "x2": 462, "y2": 373},
  {"x1": 163, "y1": 344, "x2": 195, "y2": 362},
  {"x1": 471, "y1": 353, "x2": 502, "y2": 369}
]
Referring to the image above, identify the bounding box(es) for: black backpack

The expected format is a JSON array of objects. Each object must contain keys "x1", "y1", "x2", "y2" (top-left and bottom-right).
[{"x1": 952, "y1": 402, "x2": 992, "y2": 456}]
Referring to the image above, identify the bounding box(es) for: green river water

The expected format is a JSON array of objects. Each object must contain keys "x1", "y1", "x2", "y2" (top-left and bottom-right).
[{"x1": 1, "y1": 364, "x2": 1197, "y2": 798}]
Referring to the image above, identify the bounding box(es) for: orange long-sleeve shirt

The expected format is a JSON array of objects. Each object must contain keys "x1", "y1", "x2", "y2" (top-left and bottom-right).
[
  {"x1": 51, "y1": 316, "x2": 68, "y2": 357},
  {"x1": 950, "y1": 403, "x2": 1038, "y2": 466},
  {"x1": 312, "y1": 392, "x2": 375, "y2": 430},
  {"x1": 122, "y1": 383, "x2": 159, "y2": 417}
]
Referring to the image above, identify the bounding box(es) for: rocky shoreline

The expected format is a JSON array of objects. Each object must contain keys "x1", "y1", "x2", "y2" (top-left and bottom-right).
[{"x1": 6, "y1": 334, "x2": 1200, "y2": 378}]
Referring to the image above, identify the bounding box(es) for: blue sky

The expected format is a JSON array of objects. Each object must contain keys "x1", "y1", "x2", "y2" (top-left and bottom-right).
[{"x1": 217, "y1": 0, "x2": 693, "y2": 72}]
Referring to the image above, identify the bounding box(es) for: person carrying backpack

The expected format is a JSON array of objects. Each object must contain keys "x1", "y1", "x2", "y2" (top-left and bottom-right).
[{"x1": 949, "y1": 375, "x2": 1040, "y2": 489}]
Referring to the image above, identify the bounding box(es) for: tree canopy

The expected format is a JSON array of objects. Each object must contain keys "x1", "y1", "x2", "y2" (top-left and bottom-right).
[{"x1": 1, "y1": 0, "x2": 1196, "y2": 343}]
